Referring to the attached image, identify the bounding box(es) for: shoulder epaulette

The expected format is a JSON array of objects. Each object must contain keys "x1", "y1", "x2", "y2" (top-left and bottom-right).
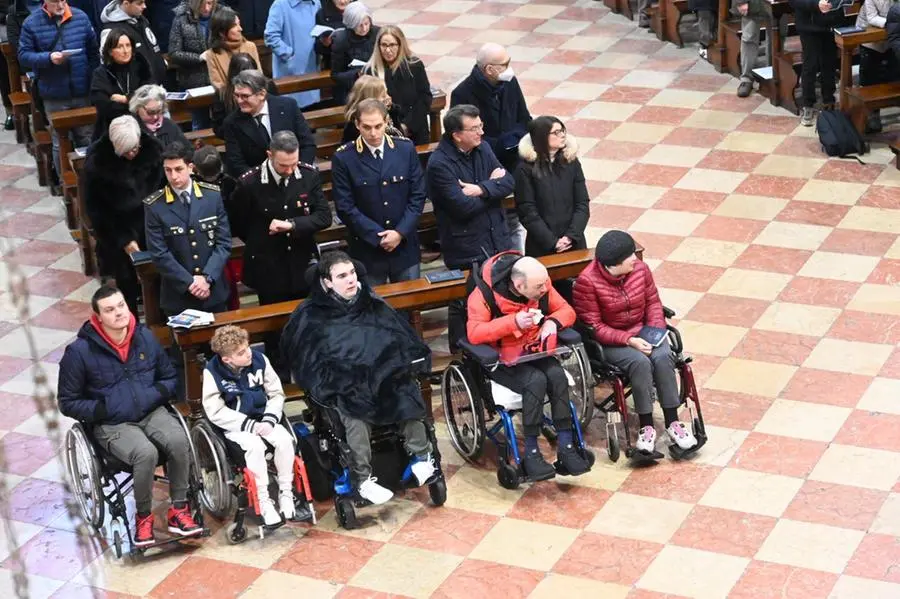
[
  {"x1": 197, "y1": 181, "x2": 220, "y2": 191},
  {"x1": 298, "y1": 162, "x2": 318, "y2": 171},
  {"x1": 143, "y1": 190, "x2": 164, "y2": 205},
  {"x1": 239, "y1": 166, "x2": 261, "y2": 181},
  {"x1": 335, "y1": 143, "x2": 350, "y2": 153}
]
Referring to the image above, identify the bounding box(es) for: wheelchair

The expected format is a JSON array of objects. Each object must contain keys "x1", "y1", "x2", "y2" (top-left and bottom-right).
[
  {"x1": 579, "y1": 307, "x2": 708, "y2": 463},
  {"x1": 297, "y1": 400, "x2": 448, "y2": 530},
  {"x1": 63, "y1": 404, "x2": 210, "y2": 559},
  {"x1": 441, "y1": 328, "x2": 596, "y2": 489},
  {"x1": 190, "y1": 415, "x2": 317, "y2": 545}
]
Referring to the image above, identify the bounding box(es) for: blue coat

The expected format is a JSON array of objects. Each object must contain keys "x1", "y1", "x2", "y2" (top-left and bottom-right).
[
  {"x1": 143, "y1": 180, "x2": 232, "y2": 315},
  {"x1": 57, "y1": 320, "x2": 177, "y2": 425},
  {"x1": 18, "y1": 6, "x2": 99, "y2": 100},
  {"x1": 264, "y1": 0, "x2": 321, "y2": 108},
  {"x1": 332, "y1": 134, "x2": 426, "y2": 273},
  {"x1": 425, "y1": 137, "x2": 515, "y2": 269}
]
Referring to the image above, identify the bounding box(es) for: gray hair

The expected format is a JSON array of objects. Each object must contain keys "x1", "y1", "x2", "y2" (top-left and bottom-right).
[
  {"x1": 475, "y1": 43, "x2": 505, "y2": 68},
  {"x1": 270, "y1": 131, "x2": 299, "y2": 154},
  {"x1": 443, "y1": 104, "x2": 480, "y2": 136},
  {"x1": 108, "y1": 115, "x2": 141, "y2": 156},
  {"x1": 342, "y1": 1, "x2": 372, "y2": 30},
  {"x1": 231, "y1": 69, "x2": 268, "y2": 94},
  {"x1": 129, "y1": 84, "x2": 167, "y2": 114}
]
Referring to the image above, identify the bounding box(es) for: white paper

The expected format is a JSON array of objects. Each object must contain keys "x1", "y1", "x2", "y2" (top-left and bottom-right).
[
  {"x1": 166, "y1": 92, "x2": 189, "y2": 101},
  {"x1": 310, "y1": 24, "x2": 334, "y2": 37},
  {"x1": 187, "y1": 85, "x2": 216, "y2": 98},
  {"x1": 349, "y1": 59, "x2": 367, "y2": 68}
]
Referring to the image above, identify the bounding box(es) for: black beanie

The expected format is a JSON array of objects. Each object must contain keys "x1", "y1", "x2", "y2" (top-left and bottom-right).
[{"x1": 595, "y1": 230, "x2": 636, "y2": 267}]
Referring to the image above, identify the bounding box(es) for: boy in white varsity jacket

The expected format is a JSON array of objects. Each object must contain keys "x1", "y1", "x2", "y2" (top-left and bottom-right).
[{"x1": 202, "y1": 325, "x2": 295, "y2": 526}]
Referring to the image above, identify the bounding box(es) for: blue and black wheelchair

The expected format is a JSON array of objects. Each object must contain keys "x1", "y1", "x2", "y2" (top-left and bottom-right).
[
  {"x1": 295, "y1": 390, "x2": 448, "y2": 530},
  {"x1": 440, "y1": 328, "x2": 596, "y2": 489},
  {"x1": 63, "y1": 404, "x2": 210, "y2": 558}
]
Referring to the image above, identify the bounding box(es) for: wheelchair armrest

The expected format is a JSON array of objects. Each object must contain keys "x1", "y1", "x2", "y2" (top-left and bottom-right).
[
  {"x1": 663, "y1": 306, "x2": 676, "y2": 319},
  {"x1": 458, "y1": 339, "x2": 500, "y2": 366},
  {"x1": 557, "y1": 327, "x2": 582, "y2": 346},
  {"x1": 666, "y1": 324, "x2": 684, "y2": 354}
]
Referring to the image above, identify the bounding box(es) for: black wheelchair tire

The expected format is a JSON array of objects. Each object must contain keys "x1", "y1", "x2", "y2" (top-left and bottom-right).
[
  {"x1": 113, "y1": 530, "x2": 123, "y2": 559},
  {"x1": 441, "y1": 362, "x2": 486, "y2": 463},
  {"x1": 428, "y1": 479, "x2": 447, "y2": 506},
  {"x1": 497, "y1": 464, "x2": 520, "y2": 490},
  {"x1": 335, "y1": 496, "x2": 358, "y2": 530},
  {"x1": 607, "y1": 434, "x2": 620, "y2": 463},
  {"x1": 190, "y1": 421, "x2": 234, "y2": 520}
]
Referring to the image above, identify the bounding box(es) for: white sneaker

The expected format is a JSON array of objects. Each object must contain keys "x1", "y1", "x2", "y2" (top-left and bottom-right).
[
  {"x1": 279, "y1": 490, "x2": 295, "y2": 521},
  {"x1": 636, "y1": 425, "x2": 657, "y2": 453},
  {"x1": 410, "y1": 456, "x2": 436, "y2": 486},
  {"x1": 260, "y1": 499, "x2": 282, "y2": 526},
  {"x1": 667, "y1": 421, "x2": 697, "y2": 450},
  {"x1": 358, "y1": 477, "x2": 393, "y2": 505}
]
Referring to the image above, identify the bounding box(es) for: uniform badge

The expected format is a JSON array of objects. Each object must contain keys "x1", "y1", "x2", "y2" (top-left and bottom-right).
[
  {"x1": 208, "y1": 230, "x2": 215, "y2": 239},
  {"x1": 139, "y1": 353, "x2": 145, "y2": 360}
]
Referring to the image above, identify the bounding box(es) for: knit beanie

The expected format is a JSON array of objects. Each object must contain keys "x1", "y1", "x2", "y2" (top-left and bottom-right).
[
  {"x1": 595, "y1": 230, "x2": 636, "y2": 267},
  {"x1": 343, "y1": 2, "x2": 372, "y2": 30},
  {"x1": 108, "y1": 115, "x2": 141, "y2": 156}
]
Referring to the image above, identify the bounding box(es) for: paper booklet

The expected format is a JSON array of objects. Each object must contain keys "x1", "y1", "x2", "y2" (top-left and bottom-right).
[
  {"x1": 167, "y1": 309, "x2": 215, "y2": 329},
  {"x1": 310, "y1": 24, "x2": 335, "y2": 37}
]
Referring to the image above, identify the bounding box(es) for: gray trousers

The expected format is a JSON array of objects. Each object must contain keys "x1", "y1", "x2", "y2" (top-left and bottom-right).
[
  {"x1": 43, "y1": 96, "x2": 93, "y2": 179},
  {"x1": 602, "y1": 339, "x2": 680, "y2": 415},
  {"x1": 338, "y1": 411, "x2": 432, "y2": 483},
  {"x1": 93, "y1": 405, "x2": 190, "y2": 514},
  {"x1": 741, "y1": 16, "x2": 762, "y2": 82},
  {"x1": 507, "y1": 210, "x2": 526, "y2": 254},
  {"x1": 638, "y1": 0, "x2": 652, "y2": 24},
  {"x1": 697, "y1": 10, "x2": 717, "y2": 48}
]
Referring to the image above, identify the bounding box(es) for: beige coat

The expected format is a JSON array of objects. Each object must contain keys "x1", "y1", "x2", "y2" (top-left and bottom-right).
[{"x1": 201, "y1": 40, "x2": 262, "y2": 91}]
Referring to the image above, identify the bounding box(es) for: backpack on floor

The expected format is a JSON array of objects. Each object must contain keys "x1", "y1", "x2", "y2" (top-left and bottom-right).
[{"x1": 816, "y1": 109, "x2": 868, "y2": 162}]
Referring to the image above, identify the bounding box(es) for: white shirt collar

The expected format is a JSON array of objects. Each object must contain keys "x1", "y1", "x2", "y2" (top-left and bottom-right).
[{"x1": 362, "y1": 136, "x2": 385, "y2": 158}]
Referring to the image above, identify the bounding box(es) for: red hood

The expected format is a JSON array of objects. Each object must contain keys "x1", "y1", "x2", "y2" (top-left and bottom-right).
[{"x1": 89, "y1": 313, "x2": 137, "y2": 363}]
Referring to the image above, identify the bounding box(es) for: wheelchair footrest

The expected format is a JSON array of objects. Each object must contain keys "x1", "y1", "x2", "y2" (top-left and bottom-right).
[
  {"x1": 133, "y1": 528, "x2": 211, "y2": 555},
  {"x1": 668, "y1": 435, "x2": 706, "y2": 461},
  {"x1": 625, "y1": 448, "x2": 665, "y2": 462}
]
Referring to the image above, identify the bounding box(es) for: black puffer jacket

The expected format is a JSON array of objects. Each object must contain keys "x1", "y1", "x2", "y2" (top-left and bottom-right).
[
  {"x1": 89, "y1": 56, "x2": 153, "y2": 141},
  {"x1": 331, "y1": 25, "x2": 379, "y2": 104},
  {"x1": 313, "y1": 0, "x2": 345, "y2": 69},
  {"x1": 789, "y1": 0, "x2": 843, "y2": 33},
  {"x1": 83, "y1": 130, "x2": 164, "y2": 271},
  {"x1": 514, "y1": 134, "x2": 589, "y2": 258},
  {"x1": 281, "y1": 265, "x2": 431, "y2": 425},
  {"x1": 167, "y1": 2, "x2": 215, "y2": 90}
]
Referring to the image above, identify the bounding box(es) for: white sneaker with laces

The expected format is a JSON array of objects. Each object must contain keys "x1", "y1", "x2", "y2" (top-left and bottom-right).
[
  {"x1": 636, "y1": 425, "x2": 657, "y2": 453},
  {"x1": 260, "y1": 499, "x2": 282, "y2": 526},
  {"x1": 667, "y1": 421, "x2": 697, "y2": 450},
  {"x1": 279, "y1": 490, "x2": 295, "y2": 520},
  {"x1": 410, "y1": 456, "x2": 436, "y2": 486},
  {"x1": 358, "y1": 477, "x2": 393, "y2": 505}
]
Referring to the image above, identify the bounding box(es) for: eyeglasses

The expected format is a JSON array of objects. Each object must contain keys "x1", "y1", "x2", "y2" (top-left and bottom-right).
[
  {"x1": 379, "y1": 42, "x2": 399, "y2": 49},
  {"x1": 550, "y1": 128, "x2": 567, "y2": 138},
  {"x1": 462, "y1": 124, "x2": 484, "y2": 133},
  {"x1": 232, "y1": 91, "x2": 259, "y2": 100},
  {"x1": 142, "y1": 106, "x2": 164, "y2": 117}
]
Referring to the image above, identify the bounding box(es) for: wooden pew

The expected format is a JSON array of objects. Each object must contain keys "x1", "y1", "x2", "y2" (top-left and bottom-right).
[
  {"x1": 170, "y1": 249, "x2": 598, "y2": 419},
  {"x1": 604, "y1": 0, "x2": 634, "y2": 20},
  {"x1": 1, "y1": 42, "x2": 31, "y2": 145},
  {"x1": 650, "y1": 0, "x2": 690, "y2": 47},
  {"x1": 835, "y1": 27, "x2": 900, "y2": 135}
]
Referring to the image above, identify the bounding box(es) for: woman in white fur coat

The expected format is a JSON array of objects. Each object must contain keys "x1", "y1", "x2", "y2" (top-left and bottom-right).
[{"x1": 514, "y1": 116, "x2": 591, "y2": 258}]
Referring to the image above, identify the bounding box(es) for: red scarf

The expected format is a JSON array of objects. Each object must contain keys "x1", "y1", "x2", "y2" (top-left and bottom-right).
[{"x1": 90, "y1": 313, "x2": 137, "y2": 363}]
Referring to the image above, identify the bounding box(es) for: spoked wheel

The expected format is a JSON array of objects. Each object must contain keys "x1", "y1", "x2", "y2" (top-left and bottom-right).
[
  {"x1": 63, "y1": 425, "x2": 105, "y2": 530},
  {"x1": 558, "y1": 345, "x2": 595, "y2": 429},
  {"x1": 190, "y1": 421, "x2": 234, "y2": 520},
  {"x1": 441, "y1": 362, "x2": 486, "y2": 462}
]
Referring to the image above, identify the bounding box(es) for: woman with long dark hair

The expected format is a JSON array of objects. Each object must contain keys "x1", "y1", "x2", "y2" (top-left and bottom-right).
[
  {"x1": 515, "y1": 116, "x2": 590, "y2": 257},
  {"x1": 202, "y1": 7, "x2": 261, "y2": 91}
]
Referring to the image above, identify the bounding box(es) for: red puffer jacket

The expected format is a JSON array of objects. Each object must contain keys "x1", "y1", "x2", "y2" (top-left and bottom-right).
[
  {"x1": 572, "y1": 259, "x2": 665, "y2": 346},
  {"x1": 467, "y1": 252, "x2": 576, "y2": 363}
]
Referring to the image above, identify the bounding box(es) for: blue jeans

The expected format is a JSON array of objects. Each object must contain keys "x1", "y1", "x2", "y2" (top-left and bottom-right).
[{"x1": 366, "y1": 261, "x2": 420, "y2": 287}]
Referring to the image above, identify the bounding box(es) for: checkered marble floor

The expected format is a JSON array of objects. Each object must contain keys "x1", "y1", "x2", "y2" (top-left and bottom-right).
[{"x1": 2, "y1": 0, "x2": 900, "y2": 597}]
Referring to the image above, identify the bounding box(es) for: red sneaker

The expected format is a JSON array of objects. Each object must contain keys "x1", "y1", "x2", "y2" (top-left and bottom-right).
[
  {"x1": 134, "y1": 513, "x2": 156, "y2": 547},
  {"x1": 167, "y1": 505, "x2": 203, "y2": 537}
]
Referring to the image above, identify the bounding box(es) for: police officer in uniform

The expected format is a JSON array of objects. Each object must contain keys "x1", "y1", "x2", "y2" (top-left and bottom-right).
[
  {"x1": 331, "y1": 98, "x2": 426, "y2": 286},
  {"x1": 144, "y1": 142, "x2": 232, "y2": 316}
]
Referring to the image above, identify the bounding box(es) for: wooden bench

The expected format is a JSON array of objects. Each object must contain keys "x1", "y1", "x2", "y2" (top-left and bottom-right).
[
  {"x1": 650, "y1": 0, "x2": 690, "y2": 48},
  {"x1": 835, "y1": 27, "x2": 900, "y2": 135},
  {"x1": 1, "y1": 42, "x2": 31, "y2": 145},
  {"x1": 170, "y1": 249, "x2": 598, "y2": 419},
  {"x1": 604, "y1": 0, "x2": 635, "y2": 20}
]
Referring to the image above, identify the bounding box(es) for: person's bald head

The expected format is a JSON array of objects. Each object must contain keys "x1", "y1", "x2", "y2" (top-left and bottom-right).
[
  {"x1": 476, "y1": 43, "x2": 511, "y2": 83},
  {"x1": 510, "y1": 256, "x2": 550, "y2": 301}
]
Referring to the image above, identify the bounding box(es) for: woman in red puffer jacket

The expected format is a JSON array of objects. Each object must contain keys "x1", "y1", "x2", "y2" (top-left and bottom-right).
[{"x1": 573, "y1": 230, "x2": 696, "y2": 455}]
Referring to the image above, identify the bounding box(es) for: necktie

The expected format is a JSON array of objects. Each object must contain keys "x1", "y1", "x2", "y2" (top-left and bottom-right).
[
  {"x1": 374, "y1": 149, "x2": 382, "y2": 160},
  {"x1": 180, "y1": 191, "x2": 190, "y2": 206},
  {"x1": 255, "y1": 114, "x2": 270, "y2": 144}
]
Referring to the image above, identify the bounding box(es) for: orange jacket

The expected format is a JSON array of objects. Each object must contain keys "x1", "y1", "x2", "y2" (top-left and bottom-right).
[{"x1": 466, "y1": 252, "x2": 576, "y2": 363}]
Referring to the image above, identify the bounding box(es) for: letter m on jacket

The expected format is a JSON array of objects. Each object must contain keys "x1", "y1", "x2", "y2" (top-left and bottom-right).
[{"x1": 247, "y1": 369, "x2": 264, "y2": 387}]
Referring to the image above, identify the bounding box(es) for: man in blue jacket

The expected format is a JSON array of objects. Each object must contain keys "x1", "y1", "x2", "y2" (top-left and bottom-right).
[
  {"x1": 18, "y1": 0, "x2": 98, "y2": 175},
  {"x1": 425, "y1": 103, "x2": 514, "y2": 351},
  {"x1": 332, "y1": 99, "x2": 426, "y2": 285},
  {"x1": 57, "y1": 285, "x2": 203, "y2": 547}
]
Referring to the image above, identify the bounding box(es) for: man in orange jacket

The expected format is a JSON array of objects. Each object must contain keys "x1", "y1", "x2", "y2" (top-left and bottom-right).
[{"x1": 466, "y1": 252, "x2": 590, "y2": 481}]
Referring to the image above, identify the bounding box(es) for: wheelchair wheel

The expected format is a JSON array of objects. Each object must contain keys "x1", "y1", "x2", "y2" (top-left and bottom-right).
[
  {"x1": 190, "y1": 421, "x2": 234, "y2": 520},
  {"x1": 428, "y1": 479, "x2": 447, "y2": 506},
  {"x1": 607, "y1": 433, "x2": 620, "y2": 463},
  {"x1": 334, "y1": 496, "x2": 358, "y2": 530},
  {"x1": 113, "y1": 530, "x2": 123, "y2": 559},
  {"x1": 559, "y1": 346, "x2": 595, "y2": 428},
  {"x1": 225, "y1": 522, "x2": 248, "y2": 545},
  {"x1": 63, "y1": 425, "x2": 105, "y2": 530},
  {"x1": 441, "y1": 362, "x2": 486, "y2": 462},
  {"x1": 497, "y1": 464, "x2": 520, "y2": 490}
]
